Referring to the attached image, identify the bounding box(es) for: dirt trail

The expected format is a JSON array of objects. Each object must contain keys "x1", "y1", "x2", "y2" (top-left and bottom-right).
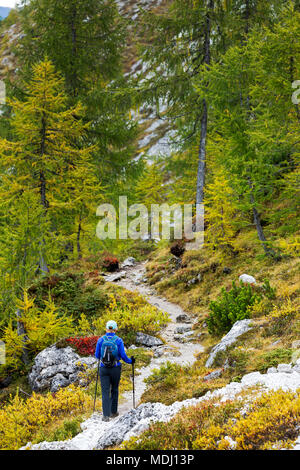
[
  {"x1": 114, "y1": 261, "x2": 204, "y2": 414},
  {"x1": 22, "y1": 261, "x2": 204, "y2": 450}
]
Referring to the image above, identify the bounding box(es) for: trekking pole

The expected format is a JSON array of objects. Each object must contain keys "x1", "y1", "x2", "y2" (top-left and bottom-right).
[
  {"x1": 93, "y1": 358, "x2": 100, "y2": 413},
  {"x1": 132, "y1": 360, "x2": 135, "y2": 409}
]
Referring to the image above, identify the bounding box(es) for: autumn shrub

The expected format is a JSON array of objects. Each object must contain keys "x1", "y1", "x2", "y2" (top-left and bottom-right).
[
  {"x1": 145, "y1": 362, "x2": 183, "y2": 389},
  {"x1": 0, "y1": 385, "x2": 92, "y2": 450},
  {"x1": 141, "y1": 361, "x2": 227, "y2": 405},
  {"x1": 121, "y1": 400, "x2": 239, "y2": 450},
  {"x1": 264, "y1": 298, "x2": 297, "y2": 337},
  {"x1": 65, "y1": 336, "x2": 99, "y2": 356},
  {"x1": 0, "y1": 293, "x2": 74, "y2": 372},
  {"x1": 122, "y1": 389, "x2": 300, "y2": 450},
  {"x1": 92, "y1": 294, "x2": 170, "y2": 344},
  {"x1": 102, "y1": 255, "x2": 119, "y2": 272}
]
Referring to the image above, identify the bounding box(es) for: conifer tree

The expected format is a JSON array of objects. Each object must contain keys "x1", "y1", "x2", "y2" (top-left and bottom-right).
[
  {"x1": 204, "y1": 166, "x2": 237, "y2": 254},
  {"x1": 0, "y1": 60, "x2": 101, "y2": 272},
  {"x1": 196, "y1": 2, "x2": 297, "y2": 257},
  {"x1": 17, "y1": 0, "x2": 137, "y2": 189}
]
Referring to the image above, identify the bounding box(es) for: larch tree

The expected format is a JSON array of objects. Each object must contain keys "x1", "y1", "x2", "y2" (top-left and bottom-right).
[
  {"x1": 16, "y1": 0, "x2": 137, "y2": 190},
  {"x1": 0, "y1": 60, "x2": 101, "y2": 274}
]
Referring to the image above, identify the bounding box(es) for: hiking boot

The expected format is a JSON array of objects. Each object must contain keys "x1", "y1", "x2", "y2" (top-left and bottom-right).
[
  {"x1": 110, "y1": 412, "x2": 119, "y2": 418},
  {"x1": 102, "y1": 416, "x2": 110, "y2": 422}
]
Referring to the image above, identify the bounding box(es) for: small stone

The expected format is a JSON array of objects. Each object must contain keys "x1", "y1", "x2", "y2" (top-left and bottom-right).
[
  {"x1": 135, "y1": 332, "x2": 163, "y2": 347},
  {"x1": 153, "y1": 347, "x2": 166, "y2": 358},
  {"x1": 223, "y1": 267, "x2": 232, "y2": 275},
  {"x1": 176, "y1": 314, "x2": 191, "y2": 324},
  {"x1": 104, "y1": 271, "x2": 127, "y2": 282},
  {"x1": 292, "y1": 340, "x2": 300, "y2": 349},
  {"x1": 203, "y1": 369, "x2": 223, "y2": 381},
  {"x1": 277, "y1": 363, "x2": 292, "y2": 373},
  {"x1": 239, "y1": 274, "x2": 256, "y2": 285},
  {"x1": 121, "y1": 257, "x2": 136, "y2": 268},
  {"x1": 175, "y1": 325, "x2": 192, "y2": 334},
  {"x1": 187, "y1": 273, "x2": 202, "y2": 286},
  {"x1": 267, "y1": 367, "x2": 277, "y2": 374}
]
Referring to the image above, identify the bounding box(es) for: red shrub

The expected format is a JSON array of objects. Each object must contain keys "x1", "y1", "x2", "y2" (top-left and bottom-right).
[
  {"x1": 102, "y1": 255, "x2": 119, "y2": 272},
  {"x1": 66, "y1": 336, "x2": 100, "y2": 356}
]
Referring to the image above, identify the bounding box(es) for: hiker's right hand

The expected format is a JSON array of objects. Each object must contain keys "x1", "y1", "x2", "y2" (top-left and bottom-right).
[{"x1": 131, "y1": 356, "x2": 136, "y2": 365}]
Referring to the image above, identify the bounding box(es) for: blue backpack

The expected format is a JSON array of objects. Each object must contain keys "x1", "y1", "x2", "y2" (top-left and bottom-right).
[{"x1": 100, "y1": 335, "x2": 119, "y2": 367}]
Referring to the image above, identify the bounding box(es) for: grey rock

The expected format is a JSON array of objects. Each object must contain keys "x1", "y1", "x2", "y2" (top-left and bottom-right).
[
  {"x1": 28, "y1": 345, "x2": 98, "y2": 393},
  {"x1": 203, "y1": 369, "x2": 223, "y2": 381},
  {"x1": 95, "y1": 402, "x2": 176, "y2": 450},
  {"x1": 51, "y1": 374, "x2": 70, "y2": 393},
  {"x1": 277, "y1": 363, "x2": 292, "y2": 374},
  {"x1": 187, "y1": 273, "x2": 202, "y2": 286},
  {"x1": 104, "y1": 271, "x2": 127, "y2": 282},
  {"x1": 223, "y1": 267, "x2": 232, "y2": 275},
  {"x1": 153, "y1": 346, "x2": 166, "y2": 358},
  {"x1": 135, "y1": 332, "x2": 163, "y2": 347},
  {"x1": 205, "y1": 319, "x2": 253, "y2": 368},
  {"x1": 176, "y1": 314, "x2": 192, "y2": 324},
  {"x1": 267, "y1": 367, "x2": 277, "y2": 374},
  {"x1": 292, "y1": 340, "x2": 300, "y2": 349},
  {"x1": 175, "y1": 325, "x2": 191, "y2": 334},
  {"x1": 239, "y1": 274, "x2": 256, "y2": 285},
  {"x1": 121, "y1": 257, "x2": 136, "y2": 268}
]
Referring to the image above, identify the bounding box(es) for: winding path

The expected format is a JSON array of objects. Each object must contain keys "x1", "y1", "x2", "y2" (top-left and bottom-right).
[
  {"x1": 21, "y1": 261, "x2": 204, "y2": 450},
  {"x1": 115, "y1": 261, "x2": 204, "y2": 415}
]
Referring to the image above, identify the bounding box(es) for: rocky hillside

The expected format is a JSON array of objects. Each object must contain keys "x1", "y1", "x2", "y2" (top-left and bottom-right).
[{"x1": 0, "y1": 1, "x2": 175, "y2": 160}]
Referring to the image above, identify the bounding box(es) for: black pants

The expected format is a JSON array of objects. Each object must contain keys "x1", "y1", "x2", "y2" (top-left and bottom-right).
[{"x1": 99, "y1": 365, "x2": 121, "y2": 417}]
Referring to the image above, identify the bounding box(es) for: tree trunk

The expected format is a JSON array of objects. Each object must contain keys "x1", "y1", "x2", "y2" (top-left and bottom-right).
[
  {"x1": 37, "y1": 113, "x2": 50, "y2": 274},
  {"x1": 195, "y1": 0, "x2": 213, "y2": 207},
  {"x1": 247, "y1": 177, "x2": 277, "y2": 258},
  {"x1": 77, "y1": 216, "x2": 82, "y2": 259},
  {"x1": 16, "y1": 308, "x2": 30, "y2": 366},
  {"x1": 196, "y1": 99, "x2": 208, "y2": 205}
]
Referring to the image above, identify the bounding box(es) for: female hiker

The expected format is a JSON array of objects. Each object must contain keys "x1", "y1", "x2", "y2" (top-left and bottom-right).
[{"x1": 95, "y1": 320, "x2": 135, "y2": 421}]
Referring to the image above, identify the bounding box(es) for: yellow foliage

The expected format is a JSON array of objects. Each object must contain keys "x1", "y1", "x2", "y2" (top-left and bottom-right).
[
  {"x1": 0, "y1": 385, "x2": 92, "y2": 450},
  {"x1": 0, "y1": 292, "x2": 74, "y2": 370},
  {"x1": 0, "y1": 321, "x2": 25, "y2": 370},
  {"x1": 76, "y1": 313, "x2": 92, "y2": 336},
  {"x1": 92, "y1": 294, "x2": 170, "y2": 338},
  {"x1": 269, "y1": 297, "x2": 297, "y2": 321}
]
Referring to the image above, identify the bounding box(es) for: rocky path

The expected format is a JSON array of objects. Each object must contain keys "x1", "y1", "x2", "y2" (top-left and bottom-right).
[
  {"x1": 22, "y1": 260, "x2": 204, "y2": 450},
  {"x1": 114, "y1": 261, "x2": 204, "y2": 415},
  {"x1": 22, "y1": 260, "x2": 300, "y2": 451}
]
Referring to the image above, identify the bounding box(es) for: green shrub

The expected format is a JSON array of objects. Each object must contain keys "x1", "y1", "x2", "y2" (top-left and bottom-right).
[
  {"x1": 29, "y1": 272, "x2": 109, "y2": 320},
  {"x1": 207, "y1": 281, "x2": 260, "y2": 336},
  {"x1": 144, "y1": 362, "x2": 183, "y2": 388},
  {"x1": 255, "y1": 348, "x2": 293, "y2": 372}
]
